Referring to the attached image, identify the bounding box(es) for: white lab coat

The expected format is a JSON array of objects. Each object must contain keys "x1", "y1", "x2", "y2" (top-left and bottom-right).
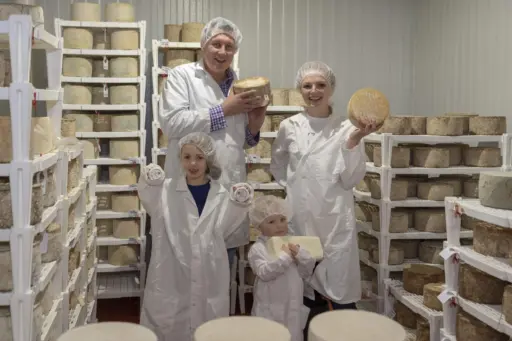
[
  {"x1": 137, "y1": 168, "x2": 253, "y2": 341},
  {"x1": 270, "y1": 112, "x2": 366, "y2": 305},
  {"x1": 159, "y1": 61, "x2": 249, "y2": 249},
  {"x1": 248, "y1": 236, "x2": 315, "y2": 341}
]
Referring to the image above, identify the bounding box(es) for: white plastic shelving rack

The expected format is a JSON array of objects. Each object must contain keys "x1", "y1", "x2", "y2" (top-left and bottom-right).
[
  {"x1": 439, "y1": 197, "x2": 512, "y2": 340},
  {"x1": 54, "y1": 19, "x2": 148, "y2": 300},
  {"x1": 357, "y1": 133, "x2": 510, "y2": 318}
]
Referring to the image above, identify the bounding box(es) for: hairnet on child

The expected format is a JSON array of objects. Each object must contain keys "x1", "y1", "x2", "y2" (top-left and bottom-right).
[
  {"x1": 249, "y1": 195, "x2": 290, "y2": 228},
  {"x1": 200, "y1": 17, "x2": 243, "y2": 49},
  {"x1": 295, "y1": 61, "x2": 336, "y2": 90},
  {"x1": 178, "y1": 132, "x2": 222, "y2": 180}
]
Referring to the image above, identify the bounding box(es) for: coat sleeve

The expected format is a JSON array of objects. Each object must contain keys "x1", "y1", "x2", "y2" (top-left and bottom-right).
[
  {"x1": 295, "y1": 248, "x2": 316, "y2": 280},
  {"x1": 248, "y1": 242, "x2": 294, "y2": 282},
  {"x1": 334, "y1": 124, "x2": 367, "y2": 190},
  {"x1": 137, "y1": 164, "x2": 165, "y2": 218},
  {"x1": 159, "y1": 66, "x2": 212, "y2": 139},
  {"x1": 270, "y1": 122, "x2": 289, "y2": 187},
  {"x1": 219, "y1": 183, "x2": 254, "y2": 239}
]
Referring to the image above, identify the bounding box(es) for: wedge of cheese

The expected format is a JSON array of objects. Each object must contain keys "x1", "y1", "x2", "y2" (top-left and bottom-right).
[{"x1": 266, "y1": 236, "x2": 323, "y2": 260}]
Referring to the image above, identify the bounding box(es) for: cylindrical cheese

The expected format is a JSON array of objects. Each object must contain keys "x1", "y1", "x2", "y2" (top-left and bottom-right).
[
  {"x1": 456, "y1": 310, "x2": 509, "y2": 341},
  {"x1": 377, "y1": 116, "x2": 411, "y2": 135},
  {"x1": 458, "y1": 263, "x2": 505, "y2": 304},
  {"x1": 105, "y1": 2, "x2": 135, "y2": 22},
  {"x1": 373, "y1": 146, "x2": 410, "y2": 168},
  {"x1": 422, "y1": 283, "x2": 444, "y2": 311},
  {"x1": 409, "y1": 116, "x2": 427, "y2": 135},
  {"x1": 111, "y1": 114, "x2": 139, "y2": 132},
  {"x1": 111, "y1": 193, "x2": 139, "y2": 212},
  {"x1": 463, "y1": 147, "x2": 502, "y2": 167},
  {"x1": 109, "y1": 166, "x2": 138, "y2": 185},
  {"x1": 63, "y1": 28, "x2": 93, "y2": 49},
  {"x1": 164, "y1": 50, "x2": 195, "y2": 65},
  {"x1": 403, "y1": 264, "x2": 444, "y2": 295},
  {"x1": 369, "y1": 178, "x2": 408, "y2": 201},
  {"x1": 181, "y1": 22, "x2": 204, "y2": 42},
  {"x1": 113, "y1": 219, "x2": 139, "y2": 239},
  {"x1": 110, "y1": 139, "x2": 139, "y2": 159},
  {"x1": 111, "y1": 30, "x2": 139, "y2": 50},
  {"x1": 414, "y1": 209, "x2": 446, "y2": 233},
  {"x1": 64, "y1": 85, "x2": 92, "y2": 105},
  {"x1": 478, "y1": 171, "x2": 512, "y2": 210},
  {"x1": 418, "y1": 240, "x2": 444, "y2": 264},
  {"x1": 371, "y1": 209, "x2": 408, "y2": 233},
  {"x1": 417, "y1": 182, "x2": 454, "y2": 201},
  {"x1": 463, "y1": 176, "x2": 479, "y2": 198},
  {"x1": 394, "y1": 300, "x2": 417, "y2": 329},
  {"x1": 70, "y1": 2, "x2": 100, "y2": 21},
  {"x1": 426, "y1": 116, "x2": 467, "y2": 136},
  {"x1": 110, "y1": 85, "x2": 138, "y2": 104},
  {"x1": 62, "y1": 57, "x2": 93, "y2": 77},
  {"x1": 412, "y1": 147, "x2": 450, "y2": 168},
  {"x1": 473, "y1": 221, "x2": 512, "y2": 258},
  {"x1": 56, "y1": 322, "x2": 157, "y2": 341},
  {"x1": 164, "y1": 24, "x2": 181, "y2": 41},
  {"x1": 435, "y1": 143, "x2": 463, "y2": 166},
  {"x1": 110, "y1": 57, "x2": 138, "y2": 77},
  {"x1": 469, "y1": 116, "x2": 506, "y2": 135},
  {"x1": 195, "y1": 316, "x2": 291, "y2": 341}
]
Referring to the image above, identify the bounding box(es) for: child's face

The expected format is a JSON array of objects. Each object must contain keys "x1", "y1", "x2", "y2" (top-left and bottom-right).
[
  {"x1": 259, "y1": 214, "x2": 288, "y2": 237},
  {"x1": 180, "y1": 144, "x2": 207, "y2": 181}
]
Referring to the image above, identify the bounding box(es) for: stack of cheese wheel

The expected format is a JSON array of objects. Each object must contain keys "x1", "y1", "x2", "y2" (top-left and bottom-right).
[
  {"x1": 347, "y1": 87, "x2": 390, "y2": 129},
  {"x1": 70, "y1": 2, "x2": 100, "y2": 21},
  {"x1": 107, "y1": 3, "x2": 138, "y2": 50},
  {"x1": 182, "y1": 22, "x2": 205, "y2": 42},
  {"x1": 57, "y1": 322, "x2": 157, "y2": 341},
  {"x1": 194, "y1": 316, "x2": 291, "y2": 341},
  {"x1": 164, "y1": 24, "x2": 181, "y2": 41}
]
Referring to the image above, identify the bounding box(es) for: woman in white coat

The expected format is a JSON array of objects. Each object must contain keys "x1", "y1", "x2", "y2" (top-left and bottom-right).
[
  {"x1": 269, "y1": 62, "x2": 378, "y2": 338},
  {"x1": 138, "y1": 132, "x2": 254, "y2": 341}
]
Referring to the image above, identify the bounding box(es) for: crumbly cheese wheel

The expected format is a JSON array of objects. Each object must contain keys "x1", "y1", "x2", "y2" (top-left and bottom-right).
[
  {"x1": 422, "y1": 283, "x2": 444, "y2": 311},
  {"x1": 373, "y1": 146, "x2": 410, "y2": 168},
  {"x1": 394, "y1": 301, "x2": 417, "y2": 329},
  {"x1": 371, "y1": 209, "x2": 409, "y2": 233},
  {"x1": 463, "y1": 147, "x2": 502, "y2": 167},
  {"x1": 61, "y1": 116, "x2": 76, "y2": 138},
  {"x1": 108, "y1": 245, "x2": 138, "y2": 265},
  {"x1": 113, "y1": 219, "x2": 139, "y2": 239},
  {"x1": 437, "y1": 177, "x2": 463, "y2": 196},
  {"x1": 369, "y1": 178, "x2": 408, "y2": 201},
  {"x1": 412, "y1": 147, "x2": 450, "y2": 168},
  {"x1": 426, "y1": 116, "x2": 466, "y2": 136},
  {"x1": 503, "y1": 285, "x2": 512, "y2": 325},
  {"x1": 63, "y1": 28, "x2": 93, "y2": 49},
  {"x1": 288, "y1": 88, "x2": 306, "y2": 106},
  {"x1": 70, "y1": 2, "x2": 100, "y2": 21},
  {"x1": 355, "y1": 202, "x2": 378, "y2": 222},
  {"x1": 456, "y1": 310, "x2": 509, "y2": 341},
  {"x1": 111, "y1": 193, "x2": 139, "y2": 212},
  {"x1": 164, "y1": 24, "x2": 181, "y2": 41},
  {"x1": 417, "y1": 181, "x2": 454, "y2": 201},
  {"x1": 111, "y1": 114, "x2": 139, "y2": 132},
  {"x1": 271, "y1": 88, "x2": 289, "y2": 105},
  {"x1": 111, "y1": 30, "x2": 139, "y2": 50},
  {"x1": 348, "y1": 88, "x2": 390, "y2": 129},
  {"x1": 64, "y1": 85, "x2": 92, "y2": 104},
  {"x1": 370, "y1": 245, "x2": 404, "y2": 265},
  {"x1": 92, "y1": 86, "x2": 109, "y2": 105},
  {"x1": 473, "y1": 221, "x2": 512, "y2": 258},
  {"x1": 110, "y1": 139, "x2": 139, "y2": 159},
  {"x1": 463, "y1": 175, "x2": 479, "y2": 198},
  {"x1": 409, "y1": 116, "x2": 427, "y2": 135},
  {"x1": 80, "y1": 139, "x2": 99, "y2": 159},
  {"x1": 105, "y1": 2, "x2": 135, "y2": 22},
  {"x1": 93, "y1": 114, "x2": 111, "y2": 132},
  {"x1": 63, "y1": 57, "x2": 93, "y2": 77},
  {"x1": 110, "y1": 57, "x2": 138, "y2": 77},
  {"x1": 246, "y1": 165, "x2": 272, "y2": 183},
  {"x1": 364, "y1": 142, "x2": 378, "y2": 162},
  {"x1": 110, "y1": 85, "x2": 138, "y2": 105},
  {"x1": 458, "y1": 263, "x2": 506, "y2": 304},
  {"x1": 418, "y1": 240, "x2": 444, "y2": 264},
  {"x1": 92, "y1": 59, "x2": 108, "y2": 77},
  {"x1": 393, "y1": 240, "x2": 419, "y2": 259},
  {"x1": 109, "y1": 166, "x2": 138, "y2": 185},
  {"x1": 164, "y1": 49, "x2": 195, "y2": 64},
  {"x1": 377, "y1": 116, "x2": 411, "y2": 135},
  {"x1": 435, "y1": 143, "x2": 463, "y2": 166},
  {"x1": 478, "y1": 171, "x2": 512, "y2": 209},
  {"x1": 195, "y1": 316, "x2": 291, "y2": 341},
  {"x1": 469, "y1": 116, "x2": 507, "y2": 135},
  {"x1": 94, "y1": 31, "x2": 110, "y2": 49},
  {"x1": 416, "y1": 317, "x2": 429, "y2": 341},
  {"x1": 357, "y1": 232, "x2": 378, "y2": 252},
  {"x1": 181, "y1": 22, "x2": 205, "y2": 42},
  {"x1": 414, "y1": 209, "x2": 446, "y2": 233},
  {"x1": 403, "y1": 264, "x2": 444, "y2": 295}
]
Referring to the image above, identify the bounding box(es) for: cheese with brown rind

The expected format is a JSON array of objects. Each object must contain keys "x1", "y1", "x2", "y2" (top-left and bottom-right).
[
  {"x1": 70, "y1": 2, "x2": 100, "y2": 21},
  {"x1": 469, "y1": 116, "x2": 507, "y2": 135},
  {"x1": 409, "y1": 116, "x2": 427, "y2": 135},
  {"x1": 503, "y1": 285, "x2": 512, "y2": 325},
  {"x1": 422, "y1": 283, "x2": 444, "y2": 311},
  {"x1": 456, "y1": 310, "x2": 509, "y2": 341},
  {"x1": 437, "y1": 177, "x2": 463, "y2": 196},
  {"x1": 426, "y1": 116, "x2": 467, "y2": 136},
  {"x1": 111, "y1": 30, "x2": 139, "y2": 50},
  {"x1": 369, "y1": 178, "x2": 408, "y2": 200},
  {"x1": 473, "y1": 221, "x2": 512, "y2": 258},
  {"x1": 412, "y1": 147, "x2": 450, "y2": 168},
  {"x1": 418, "y1": 240, "x2": 444, "y2": 264},
  {"x1": 414, "y1": 209, "x2": 446, "y2": 233},
  {"x1": 164, "y1": 24, "x2": 181, "y2": 41},
  {"x1": 105, "y1": 2, "x2": 135, "y2": 22},
  {"x1": 347, "y1": 88, "x2": 390, "y2": 129},
  {"x1": 458, "y1": 263, "x2": 506, "y2": 304},
  {"x1": 270, "y1": 88, "x2": 289, "y2": 105},
  {"x1": 393, "y1": 240, "x2": 419, "y2": 259},
  {"x1": 357, "y1": 232, "x2": 378, "y2": 252},
  {"x1": 435, "y1": 144, "x2": 463, "y2": 166},
  {"x1": 463, "y1": 147, "x2": 502, "y2": 167},
  {"x1": 416, "y1": 317, "x2": 430, "y2": 341},
  {"x1": 373, "y1": 146, "x2": 411, "y2": 168},
  {"x1": 478, "y1": 171, "x2": 512, "y2": 210},
  {"x1": 181, "y1": 22, "x2": 204, "y2": 42},
  {"x1": 233, "y1": 77, "x2": 271, "y2": 108},
  {"x1": 403, "y1": 264, "x2": 444, "y2": 295},
  {"x1": 369, "y1": 245, "x2": 404, "y2": 265},
  {"x1": 376, "y1": 116, "x2": 411, "y2": 135},
  {"x1": 417, "y1": 182, "x2": 454, "y2": 201},
  {"x1": 394, "y1": 300, "x2": 417, "y2": 329},
  {"x1": 364, "y1": 142, "x2": 378, "y2": 162},
  {"x1": 463, "y1": 176, "x2": 479, "y2": 198},
  {"x1": 371, "y1": 209, "x2": 408, "y2": 233}
]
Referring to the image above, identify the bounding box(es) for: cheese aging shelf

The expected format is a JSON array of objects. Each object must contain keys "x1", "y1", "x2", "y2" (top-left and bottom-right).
[{"x1": 54, "y1": 17, "x2": 148, "y2": 301}]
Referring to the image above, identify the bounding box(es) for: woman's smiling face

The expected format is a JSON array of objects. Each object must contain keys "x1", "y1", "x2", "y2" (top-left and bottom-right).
[{"x1": 300, "y1": 74, "x2": 333, "y2": 107}]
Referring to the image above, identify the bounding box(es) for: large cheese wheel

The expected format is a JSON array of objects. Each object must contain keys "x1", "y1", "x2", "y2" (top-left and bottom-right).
[
  {"x1": 409, "y1": 116, "x2": 427, "y2": 135},
  {"x1": 194, "y1": 316, "x2": 291, "y2": 341},
  {"x1": 113, "y1": 219, "x2": 139, "y2": 239},
  {"x1": 108, "y1": 245, "x2": 138, "y2": 265},
  {"x1": 478, "y1": 171, "x2": 512, "y2": 210},
  {"x1": 111, "y1": 30, "x2": 139, "y2": 50},
  {"x1": 503, "y1": 285, "x2": 512, "y2": 325},
  {"x1": 109, "y1": 166, "x2": 138, "y2": 185},
  {"x1": 63, "y1": 28, "x2": 93, "y2": 49},
  {"x1": 418, "y1": 240, "x2": 444, "y2": 264},
  {"x1": 105, "y1": 2, "x2": 135, "y2": 22},
  {"x1": 181, "y1": 22, "x2": 204, "y2": 42},
  {"x1": 110, "y1": 139, "x2": 139, "y2": 159},
  {"x1": 369, "y1": 178, "x2": 408, "y2": 201},
  {"x1": 403, "y1": 264, "x2": 444, "y2": 295},
  {"x1": 469, "y1": 116, "x2": 506, "y2": 135},
  {"x1": 473, "y1": 221, "x2": 512, "y2": 258},
  {"x1": 64, "y1": 85, "x2": 92, "y2": 105},
  {"x1": 110, "y1": 85, "x2": 138, "y2": 104},
  {"x1": 371, "y1": 209, "x2": 408, "y2": 233},
  {"x1": 271, "y1": 88, "x2": 289, "y2": 105},
  {"x1": 233, "y1": 77, "x2": 271, "y2": 108},
  {"x1": 422, "y1": 283, "x2": 444, "y2": 311},
  {"x1": 70, "y1": 2, "x2": 100, "y2": 21},
  {"x1": 347, "y1": 88, "x2": 390, "y2": 129},
  {"x1": 308, "y1": 311, "x2": 405, "y2": 341},
  {"x1": 412, "y1": 147, "x2": 450, "y2": 168},
  {"x1": 435, "y1": 143, "x2": 463, "y2": 166},
  {"x1": 111, "y1": 193, "x2": 139, "y2": 211},
  {"x1": 370, "y1": 245, "x2": 404, "y2": 265},
  {"x1": 463, "y1": 147, "x2": 502, "y2": 167},
  {"x1": 458, "y1": 263, "x2": 506, "y2": 304},
  {"x1": 373, "y1": 146, "x2": 410, "y2": 168},
  {"x1": 426, "y1": 116, "x2": 467, "y2": 136},
  {"x1": 393, "y1": 240, "x2": 419, "y2": 259},
  {"x1": 266, "y1": 236, "x2": 323, "y2": 260},
  {"x1": 417, "y1": 182, "x2": 454, "y2": 201},
  {"x1": 63, "y1": 57, "x2": 93, "y2": 77},
  {"x1": 394, "y1": 300, "x2": 417, "y2": 329},
  {"x1": 111, "y1": 114, "x2": 138, "y2": 132},
  {"x1": 164, "y1": 24, "x2": 181, "y2": 41},
  {"x1": 456, "y1": 310, "x2": 509, "y2": 341},
  {"x1": 164, "y1": 50, "x2": 195, "y2": 65},
  {"x1": 110, "y1": 57, "x2": 138, "y2": 77},
  {"x1": 377, "y1": 116, "x2": 411, "y2": 135},
  {"x1": 414, "y1": 209, "x2": 446, "y2": 233}
]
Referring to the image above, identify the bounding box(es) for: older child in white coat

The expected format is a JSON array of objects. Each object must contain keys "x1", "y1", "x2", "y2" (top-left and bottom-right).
[
  {"x1": 138, "y1": 132, "x2": 254, "y2": 341},
  {"x1": 248, "y1": 195, "x2": 315, "y2": 341}
]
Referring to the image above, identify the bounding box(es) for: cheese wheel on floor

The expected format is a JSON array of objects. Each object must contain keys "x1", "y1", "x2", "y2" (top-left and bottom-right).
[
  {"x1": 194, "y1": 316, "x2": 291, "y2": 341},
  {"x1": 56, "y1": 322, "x2": 157, "y2": 341},
  {"x1": 308, "y1": 310, "x2": 406, "y2": 341}
]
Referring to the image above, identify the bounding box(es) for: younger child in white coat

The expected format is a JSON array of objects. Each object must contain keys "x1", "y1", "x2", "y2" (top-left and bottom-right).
[{"x1": 248, "y1": 195, "x2": 315, "y2": 341}]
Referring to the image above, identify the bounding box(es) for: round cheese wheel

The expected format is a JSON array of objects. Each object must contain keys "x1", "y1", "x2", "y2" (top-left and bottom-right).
[
  {"x1": 233, "y1": 77, "x2": 271, "y2": 107},
  {"x1": 105, "y1": 2, "x2": 135, "y2": 22},
  {"x1": 63, "y1": 28, "x2": 93, "y2": 49},
  {"x1": 70, "y1": 2, "x2": 100, "y2": 21},
  {"x1": 347, "y1": 88, "x2": 390, "y2": 129},
  {"x1": 110, "y1": 57, "x2": 138, "y2": 77},
  {"x1": 110, "y1": 85, "x2": 138, "y2": 105},
  {"x1": 309, "y1": 310, "x2": 405, "y2": 341},
  {"x1": 194, "y1": 316, "x2": 291, "y2": 341},
  {"x1": 56, "y1": 322, "x2": 156, "y2": 341},
  {"x1": 111, "y1": 30, "x2": 139, "y2": 50},
  {"x1": 164, "y1": 24, "x2": 181, "y2": 41},
  {"x1": 182, "y1": 22, "x2": 205, "y2": 42},
  {"x1": 62, "y1": 57, "x2": 92, "y2": 77},
  {"x1": 64, "y1": 85, "x2": 92, "y2": 105}
]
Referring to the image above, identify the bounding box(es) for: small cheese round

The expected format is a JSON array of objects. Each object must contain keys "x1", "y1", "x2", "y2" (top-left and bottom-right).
[{"x1": 347, "y1": 88, "x2": 390, "y2": 129}]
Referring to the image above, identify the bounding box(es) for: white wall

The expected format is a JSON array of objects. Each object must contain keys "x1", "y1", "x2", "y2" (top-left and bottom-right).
[{"x1": 412, "y1": 0, "x2": 512, "y2": 131}]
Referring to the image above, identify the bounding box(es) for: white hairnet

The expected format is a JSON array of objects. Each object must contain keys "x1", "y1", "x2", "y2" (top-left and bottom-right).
[
  {"x1": 178, "y1": 132, "x2": 222, "y2": 180},
  {"x1": 200, "y1": 17, "x2": 243, "y2": 49},
  {"x1": 295, "y1": 61, "x2": 336, "y2": 90},
  {"x1": 249, "y1": 195, "x2": 289, "y2": 228}
]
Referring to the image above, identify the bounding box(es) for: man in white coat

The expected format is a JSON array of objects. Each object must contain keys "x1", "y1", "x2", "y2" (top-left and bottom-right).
[{"x1": 159, "y1": 17, "x2": 267, "y2": 267}]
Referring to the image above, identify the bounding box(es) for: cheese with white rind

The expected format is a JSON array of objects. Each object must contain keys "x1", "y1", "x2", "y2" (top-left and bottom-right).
[
  {"x1": 416, "y1": 317, "x2": 429, "y2": 341},
  {"x1": 503, "y1": 285, "x2": 512, "y2": 325},
  {"x1": 458, "y1": 263, "x2": 506, "y2": 304},
  {"x1": 70, "y1": 2, "x2": 100, "y2": 21},
  {"x1": 233, "y1": 77, "x2": 271, "y2": 108},
  {"x1": 394, "y1": 300, "x2": 417, "y2": 329},
  {"x1": 463, "y1": 147, "x2": 502, "y2": 167},
  {"x1": 418, "y1": 240, "x2": 444, "y2": 264},
  {"x1": 109, "y1": 140, "x2": 139, "y2": 159},
  {"x1": 463, "y1": 176, "x2": 479, "y2": 198},
  {"x1": 181, "y1": 22, "x2": 205, "y2": 42},
  {"x1": 105, "y1": 2, "x2": 135, "y2": 22},
  {"x1": 414, "y1": 209, "x2": 446, "y2": 233},
  {"x1": 347, "y1": 88, "x2": 390, "y2": 129},
  {"x1": 456, "y1": 310, "x2": 509, "y2": 341},
  {"x1": 426, "y1": 116, "x2": 467, "y2": 136},
  {"x1": 435, "y1": 144, "x2": 463, "y2": 166},
  {"x1": 392, "y1": 240, "x2": 419, "y2": 259},
  {"x1": 266, "y1": 236, "x2": 323, "y2": 260},
  {"x1": 478, "y1": 171, "x2": 512, "y2": 210},
  {"x1": 111, "y1": 30, "x2": 139, "y2": 50},
  {"x1": 469, "y1": 116, "x2": 507, "y2": 135},
  {"x1": 63, "y1": 57, "x2": 93, "y2": 77},
  {"x1": 422, "y1": 283, "x2": 444, "y2": 311},
  {"x1": 110, "y1": 57, "x2": 138, "y2": 77},
  {"x1": 111, "y1": 193, "x2": 139, "y2": 212},
  {"x1": 369, "y1": 178, "x2": 408, "y2": 201},
  {"x1": 403, "y1": 264, "x2": 444, "y2": 295},
  {"x1": 109, "y1": 166, "x2": 138, "y2": 186},
  {"x1": 369, "y1": 245, "x2": 404, "y2": 265},
  {"x1": 371, "y1": 210, "x2": 408, "y2": 233},
  {"x1": 412, "y1": 147, "x2": 450, "y2": 168},
  {"x1": 417, "y1": 182, "x2": 454, "y2": 201},
  {"x1": 473, "y1": 221, "x2": 512, "y2": 258},
  {"x1": 64, "y1": 85, "x2": 92, "y2": 105},
  {"x1": 376, "y1": 116, "x2": 411, "y2": 135},
  {"x1": 373, "y1": 146, "x2": 410, "y2": 168},
  {"x1": 63, "y1": 28, "x2": 93, "y2": 49}
]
